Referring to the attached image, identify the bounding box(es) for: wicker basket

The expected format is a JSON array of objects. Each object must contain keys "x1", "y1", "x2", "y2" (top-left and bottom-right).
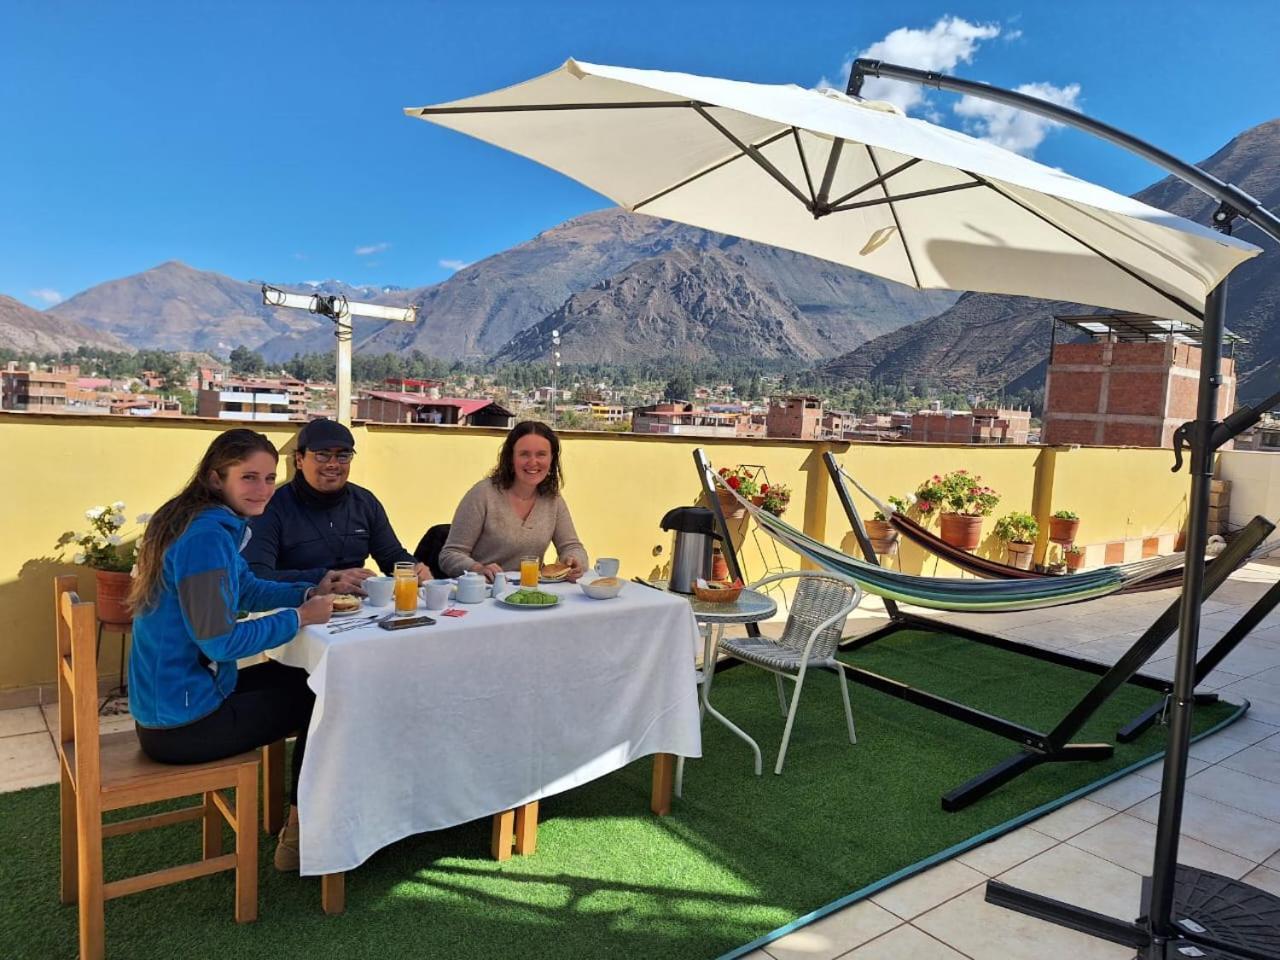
[{"x1": 693, "y1": 582, "x2": 743, "y2": 603}]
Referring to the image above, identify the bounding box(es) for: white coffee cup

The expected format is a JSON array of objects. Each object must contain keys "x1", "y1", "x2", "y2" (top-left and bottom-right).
[
  {"x1": 364, "y1": 575, "x2": 395, "y2": 607},
  {"x1": 594, "y1": 557, "x2": 620, "y2": 578},
  {"x1": 421, "y1": 579, "x2": 452, "y2": 610}
]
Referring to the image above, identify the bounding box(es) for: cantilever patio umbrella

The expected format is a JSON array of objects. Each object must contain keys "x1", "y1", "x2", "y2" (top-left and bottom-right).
[{"x1": 405, "y1": 58, "x2": 1259, "y2": 324}]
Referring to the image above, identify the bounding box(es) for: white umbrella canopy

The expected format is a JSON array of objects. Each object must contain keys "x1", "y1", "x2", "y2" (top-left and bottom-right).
[{"x1": 406, "y1": 59, "x2": 1259, "y2": 326}]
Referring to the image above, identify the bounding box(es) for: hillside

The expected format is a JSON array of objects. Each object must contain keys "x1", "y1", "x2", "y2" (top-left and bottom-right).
[{"x1": 0, "y1": 294, "x2": 131, "y2": 355}]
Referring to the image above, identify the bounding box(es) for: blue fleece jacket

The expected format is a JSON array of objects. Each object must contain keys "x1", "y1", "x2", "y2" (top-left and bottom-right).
[{"x1": 129, "y1": 506, "x2": 312, "y2": 728}]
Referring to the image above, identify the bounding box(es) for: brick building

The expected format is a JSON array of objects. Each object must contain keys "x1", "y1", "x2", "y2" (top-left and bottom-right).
[
  {"x1": 911, "y1": 407, "x2": 1031, "y2": 444},
  {"x1": 766, "y1": 396, "x2": 823, "y2": 439},
  {"x1": 1, "y1": 362, "x2": 76, "y2": 412},
  {"x1": 357, "y1": 390, "x2": 515, "y2": 428},
  {"x1": 197, "y1": 376, "x2": 307, "y2": 421},
  {"x1": 631, "y1": 402, "x2": 742, "y2": 438},
  {"x1": 1042, "y1": 313, "x2": 1239, "y2": 447}
]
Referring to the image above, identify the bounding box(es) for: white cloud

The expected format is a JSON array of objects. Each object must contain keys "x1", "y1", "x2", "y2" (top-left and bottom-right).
[
  {"x1": 292, "y1": 252, "x2": 308, "y2": 261},
  {"x1": 824, "y1": 17, "x2": 1002, "y2": 113},
  {"x1": 29, "y1": 288, "x2": 63, "y2": 305},
  {"x1": 354, "y1": 242, "x2": 390, "y2": 256},
  {"x1": 438, "y1": 258, "x2": 471, "y2": 271},
  {"x1": 954, "y1": 81, "x2": 1082, "y2": 155}
]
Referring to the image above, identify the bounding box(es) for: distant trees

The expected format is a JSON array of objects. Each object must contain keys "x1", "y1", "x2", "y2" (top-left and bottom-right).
[
  {"x1": 228, "y1": 345, "x2": 265, "y2": 376},
  {"x1": 663, "y1": 372, "x2": 695, "y2": 401}
]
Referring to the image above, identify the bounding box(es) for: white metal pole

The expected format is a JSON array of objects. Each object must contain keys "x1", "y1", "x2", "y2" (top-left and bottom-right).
[{"x1": 336, "y1": 309, "x2": 352, "y2": 426}]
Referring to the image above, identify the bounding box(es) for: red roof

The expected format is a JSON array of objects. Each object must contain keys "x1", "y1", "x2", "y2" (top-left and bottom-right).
[{"x1": 361, "y1": 392, "x2": 502, "y2": 418}]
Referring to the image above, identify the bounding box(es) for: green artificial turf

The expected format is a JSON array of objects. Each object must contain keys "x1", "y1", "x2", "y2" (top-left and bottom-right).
[{"x1": 1, "y1": 629, "x2": 1243, "y2": 960}]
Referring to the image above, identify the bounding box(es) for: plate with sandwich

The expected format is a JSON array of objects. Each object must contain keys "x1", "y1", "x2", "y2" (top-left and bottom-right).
[
  {"x1": 539, "y1": 561, "x2": 573, "y2": 583},
  {"x1": 330, "y1": 594, "x2": 364, "y2": 617}
]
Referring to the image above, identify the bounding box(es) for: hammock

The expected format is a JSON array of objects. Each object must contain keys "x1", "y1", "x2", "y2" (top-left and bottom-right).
[
  {"x1": 835, "y1": 466, "x2": 1221, "y2": 594},
  {"x1": 711, "y1": 474, "x2": 1185, "y2": 613}
]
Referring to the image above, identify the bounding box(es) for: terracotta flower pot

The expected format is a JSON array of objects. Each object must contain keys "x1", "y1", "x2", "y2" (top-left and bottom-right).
[
  {"x1": 716, "y1": 489, "x2": 745, "y2": 519},
  {"x1": 1005, "y1": 540, "x2": 1035, "y2": 570},
  {"x1": 862, "y1": 521, "x2": 898, "y2": 558},
  {"x1": 1049, "y1": 517, "x2": 1080, "y2": 544},
  {"x1": 939, "y1": 513, "x2": 984, "y2": 551},
  {"x1": 1065, "y1": 551, "x2": 1086, "y2": 572},
  {"x1": 94, "y1": 568, "x2": 134, "y2": 625}
]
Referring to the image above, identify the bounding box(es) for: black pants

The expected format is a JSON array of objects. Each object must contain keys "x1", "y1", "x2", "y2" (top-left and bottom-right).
[{"x1": 136, "y1": 661, "x2": 314, "y2": 805}]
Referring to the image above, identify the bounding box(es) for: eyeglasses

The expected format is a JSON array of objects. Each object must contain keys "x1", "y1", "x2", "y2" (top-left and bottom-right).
[{"x1": 310, "y1": 450, "x2": 355, "y2": 464}]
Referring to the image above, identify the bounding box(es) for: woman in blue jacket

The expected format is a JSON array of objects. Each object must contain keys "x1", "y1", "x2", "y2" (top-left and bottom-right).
[{"x1": 128, "y1": 428, "x2": 338, "y2": 871}]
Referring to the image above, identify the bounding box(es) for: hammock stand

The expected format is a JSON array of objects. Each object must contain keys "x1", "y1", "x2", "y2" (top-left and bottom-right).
[
  {"x1": 693, "y1": 447, "x2": 1275, "y2": 812},
  {"x1": 836, "y1": 461, "x2": 1280, "y2": 743}
]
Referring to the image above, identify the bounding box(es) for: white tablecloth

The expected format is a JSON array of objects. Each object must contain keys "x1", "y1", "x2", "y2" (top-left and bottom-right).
[{"x1": 270, "y1": 580, "x2": 703, "y2": 875}]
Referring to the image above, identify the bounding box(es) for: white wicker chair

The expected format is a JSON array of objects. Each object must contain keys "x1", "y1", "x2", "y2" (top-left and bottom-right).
[{"x1": 706, "y1": 571, "x2": 862, "y2": 774}]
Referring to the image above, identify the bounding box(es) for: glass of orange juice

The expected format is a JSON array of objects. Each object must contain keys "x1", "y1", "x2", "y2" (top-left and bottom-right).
[
  {"x1": 520, "y1": 556, "x2": 540, "y2": 588},
  {"x1": 393, "y1": 561, "x2": 418, "y2": 615}
]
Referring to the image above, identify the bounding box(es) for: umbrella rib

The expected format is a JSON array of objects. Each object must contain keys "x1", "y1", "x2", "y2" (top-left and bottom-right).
[
  {"x1": 792, "y1": 128, "x2": 817, "y2": 206},
  {"x1": 973, "y1": 174, "x2": 1205, "y2": 321},
  {"x1": 827, "y1": 182, "x2": 983, "y2": 211},
  {"x1": 816, "y1": 139, "x2": 845, "y2": 208},
  {"x1": 412, "y1": 100, "x2": 707, "y2": 115},
  {"x1": 632, "y1": 128, "x2": 793, "y2": 213},
  {"x1": 826, "y1": 157, "x2": 921, "y2": 209},
  {"x1": 864, "y1": 146, "x2": 922, "y2": 290},
  {"x1": 691, "y1": 105, "x2": 812, "y2": 211}
]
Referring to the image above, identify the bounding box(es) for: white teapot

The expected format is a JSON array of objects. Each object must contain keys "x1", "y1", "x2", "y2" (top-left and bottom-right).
[{"x1": 455, "y1": 571, "x2": 489, "y2": 604}]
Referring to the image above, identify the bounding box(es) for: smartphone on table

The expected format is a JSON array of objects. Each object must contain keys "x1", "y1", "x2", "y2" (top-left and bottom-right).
[{"x1": 379, "y1": 615, "x2": 436, "y2": 630}]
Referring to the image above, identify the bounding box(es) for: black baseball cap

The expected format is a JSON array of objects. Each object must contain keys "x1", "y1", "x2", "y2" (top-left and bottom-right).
[{"x1": 297, "y1": 418, "x2": 355, "y2": 452}]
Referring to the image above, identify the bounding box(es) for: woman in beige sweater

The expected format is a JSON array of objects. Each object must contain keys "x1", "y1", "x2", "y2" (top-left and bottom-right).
[{"x1": 439, "y1": 421, "x2": 589, "y2": 581}]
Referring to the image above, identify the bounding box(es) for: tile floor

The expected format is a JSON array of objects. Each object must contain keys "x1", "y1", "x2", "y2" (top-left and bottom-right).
[{"x1": 4, "y1": 559, "x2": 1278, "y2": 959}]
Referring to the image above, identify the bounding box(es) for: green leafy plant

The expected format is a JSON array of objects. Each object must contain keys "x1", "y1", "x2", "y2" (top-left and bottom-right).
[
  {"x1": 872, "y1": 494, "x2": 911, "y2": 523},
  {"x1": 56, "y1": 502, "x2": 151, "y2": 572},
  {"x1": 914, "y1": 470, "x2": 1000, "y2": 517},
  {"x1": 1064, "y1": 544, "x2": 1084, "y2": 557},
  {"x1": 993, "y1": 511, "x2": 1040, "y2": 543},
  {"x1": 1052, "y1": 509, "x2": 1079, "y2": 520},
  {"x1": 759, "y1": 482, "x2": 791, "y2": 516},
  {"x1": 717, "y1": 466, "x2": 760, "y2": 499}
]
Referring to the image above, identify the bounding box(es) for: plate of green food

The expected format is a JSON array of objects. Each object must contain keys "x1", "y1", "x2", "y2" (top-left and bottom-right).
[{"x1": 498, "y1": 588, "x2": 561, "y2": 609}]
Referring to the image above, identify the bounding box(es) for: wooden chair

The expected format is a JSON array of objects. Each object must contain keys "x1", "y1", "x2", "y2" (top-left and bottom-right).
[{"x1": 54, "y1": 575, "x2": 261, "y2": 960}]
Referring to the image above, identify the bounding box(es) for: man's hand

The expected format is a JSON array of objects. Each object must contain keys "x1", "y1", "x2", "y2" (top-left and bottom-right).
[
  {"x1": 470, "y1": 562, "x2": 504, "y2": 583},
  {"x1": 564, "y1": 556, "x2": 585, "y2": 583},
  {"x1": 414, "y1": 562, "x2": 432, "y2": 583},
  {"x1": 316, "y1": 568, "x2": 373, "y2": 596},
  {"x1": 297, "y1": 594, "x2": 335, "y2": 627}
]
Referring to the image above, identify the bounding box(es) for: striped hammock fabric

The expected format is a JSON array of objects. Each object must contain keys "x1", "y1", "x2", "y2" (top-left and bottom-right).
[{"x1": 711, "y1": 473, "x2": 1184, "y2": 613}]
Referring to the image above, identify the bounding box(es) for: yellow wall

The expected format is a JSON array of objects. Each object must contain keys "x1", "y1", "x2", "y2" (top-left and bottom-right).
[{"x1": 0, "y1": 414, "x2": 1200, "y2": 694}]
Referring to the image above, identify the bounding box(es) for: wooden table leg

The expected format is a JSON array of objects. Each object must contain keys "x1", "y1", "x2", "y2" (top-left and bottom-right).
[
  {"x1": 651, "y1": 753, "x2": 675, "y2": 816},
  {"x1": 514, "y1": 801, "x2": 538, "y2": 856},
  {"x1": 321, "y1": 873, "x2": 345, "y2": 915},
  {"x1": 490, "y1": 808, "x2": 515, "y2": 861},
  {"x1": 262, "y1": 740, "x2": 285, "y2": 835}
]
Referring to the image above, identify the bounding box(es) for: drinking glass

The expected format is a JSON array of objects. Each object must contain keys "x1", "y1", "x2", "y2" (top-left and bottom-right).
[
  {"x1": 394, "y1": 561, "x2": 418, "y2": 615},
  {"x1": 520, "y1": 556, "x2": 540, "y2": 588}
]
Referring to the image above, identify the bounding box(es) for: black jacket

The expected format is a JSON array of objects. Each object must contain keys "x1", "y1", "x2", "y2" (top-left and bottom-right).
[{"x1": 245, "y1": 479, "x2": 416, "y2": 583}]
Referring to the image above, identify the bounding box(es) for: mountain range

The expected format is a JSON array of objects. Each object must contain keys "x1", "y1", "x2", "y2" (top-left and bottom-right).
[
  {"x1": 820, "y1": 118, "x2": 1280, "y2": 404},
  {"x1": 0, "y1": 294, "x2": 128, "y2": 355}
]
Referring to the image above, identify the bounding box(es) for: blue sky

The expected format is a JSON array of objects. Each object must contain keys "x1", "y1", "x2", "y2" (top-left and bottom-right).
[{"x1": 3, "y1": 1, "x2": 1278, "y2": 308}]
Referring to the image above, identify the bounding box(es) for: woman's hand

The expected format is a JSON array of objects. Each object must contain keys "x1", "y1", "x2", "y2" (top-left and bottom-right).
[
  {"x1": 470, "y1": 562, "x2": 504, "y2": 583},
  {"x1": 316, "y1": 568, "x2": 372, "y2": 595},
  {"x1": 297, "y1": 594, "x2": 335, "y2": 627},
  {"x1": 564, "y1": 556, "x2": 585, "y2": 583}
]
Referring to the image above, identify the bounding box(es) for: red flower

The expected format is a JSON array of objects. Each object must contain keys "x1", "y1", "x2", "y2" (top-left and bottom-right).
[
  {"x1": 718, "y1": 467, "x2": 729, "y2": 476},
  {"x1": 919, "y1": 500, "x2": 933, "y2": 512},
  {"x1": 727, "y1": 476, "x2": 741, "y2": 490},
  {"x1": 760, "y1": 483, "x2": 770, "y2": 493}
]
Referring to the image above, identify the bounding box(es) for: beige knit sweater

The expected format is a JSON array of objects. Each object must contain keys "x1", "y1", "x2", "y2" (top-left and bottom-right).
[{"x1": 438, "y1": 478, "x2": 589, "y2": 577}]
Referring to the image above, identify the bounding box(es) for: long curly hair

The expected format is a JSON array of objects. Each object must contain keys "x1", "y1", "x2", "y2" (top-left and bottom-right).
[
  {"x1": 489, "y1": 420, "x2": 563, "y2": 497},
  {"x1": 128, "y1": 429, "x2": 278, "y2": 613}
]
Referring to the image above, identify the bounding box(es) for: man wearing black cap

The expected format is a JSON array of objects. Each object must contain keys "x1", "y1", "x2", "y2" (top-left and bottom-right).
[{"x1": 244, "y1": 418, "x2": 428, "y2": 591}]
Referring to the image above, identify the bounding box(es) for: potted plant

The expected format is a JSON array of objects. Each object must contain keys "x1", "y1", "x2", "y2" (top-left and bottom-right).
[
  {"x1": 1064, "y1": 543, "x2": 1086, "y2": 572},
  {"x1": 915, "y1": 470, "x2": 1000, "y2": 551},
  {"x1": 865, "y1": 495, "x2": 909, "y2": 551},
  {"x1": 56, "y1": 502, "x2": 150, "y2": 625},
  {"x1": 715, "y1": 466, "x2": 760, "y2": 518},
  {"x1": 759, "y1": 482, "x2": 791, "y2": 517},
  {"x1": 1049, "y1": 509, "x2": 1080, "y2": 544},
  {"x1": 994, "y1": 511, "x2": 1040, "y2": 570}
]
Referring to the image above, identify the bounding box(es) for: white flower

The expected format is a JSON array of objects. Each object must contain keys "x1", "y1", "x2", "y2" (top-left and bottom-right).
[
  {"x1": 107, "y1": 534, "x2": 123, "y2": 546},
  {"x1": 136, "y1": 512, "x2": 153, "y2": 524},
  {"x1": 73, "y1": 553, "x2": 86, "y2": 565},
  {"x1": 111, "y1": 513, "x2": 126, "y2": 527},
  {"x1": 112, "y1": 501, "x2": 126, "y2": 512}
]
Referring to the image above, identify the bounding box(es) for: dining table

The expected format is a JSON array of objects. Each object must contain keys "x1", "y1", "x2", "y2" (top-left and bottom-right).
[{"x1": 267, "y1": 576, "x2": 703, "y2": 913}]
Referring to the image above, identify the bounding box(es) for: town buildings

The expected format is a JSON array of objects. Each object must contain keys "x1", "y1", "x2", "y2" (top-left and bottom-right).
[{"x1": 196, "y1": 376, "x2": 308, "y2": 421}]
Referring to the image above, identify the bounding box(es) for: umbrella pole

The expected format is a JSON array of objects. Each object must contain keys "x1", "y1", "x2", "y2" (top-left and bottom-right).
[{"x1": 848, "y1": 60, "x2": 1280, "y2": 958}]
